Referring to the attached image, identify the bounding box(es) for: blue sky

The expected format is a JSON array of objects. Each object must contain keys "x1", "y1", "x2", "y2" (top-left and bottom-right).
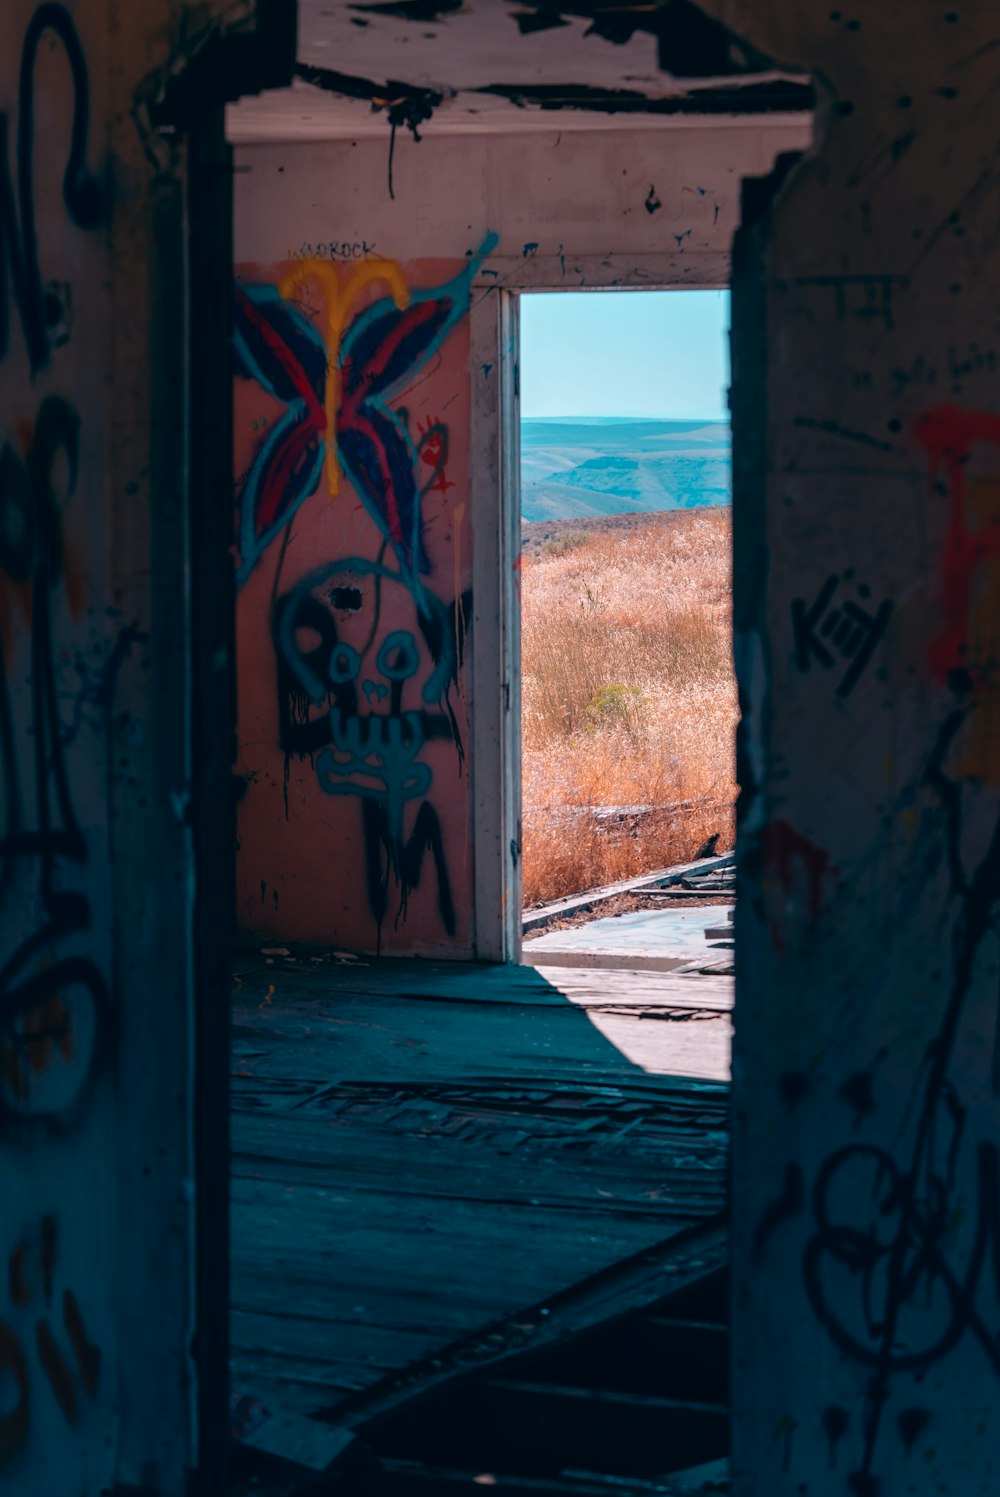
[{"x1": 519, "y1": 289, "x2": 730, "y2": 421}]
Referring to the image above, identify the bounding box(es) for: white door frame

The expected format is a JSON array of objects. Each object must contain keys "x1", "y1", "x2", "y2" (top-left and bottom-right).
[
  {"x1": 471, "y1": 287, "x2": 522, "y2": 961},
  {"x1": 470, "y1": 257, "x2": 730, "y2": 963}
]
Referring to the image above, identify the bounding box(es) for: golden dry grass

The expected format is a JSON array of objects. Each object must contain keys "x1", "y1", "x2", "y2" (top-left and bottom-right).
[{"x1": 520, "y1": 507, "x2": 737, "y2": 905}]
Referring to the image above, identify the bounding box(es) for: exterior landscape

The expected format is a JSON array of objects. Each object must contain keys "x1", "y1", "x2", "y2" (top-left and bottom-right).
[
  {"x1": 521, "y1": 416, "x2": 731, "y2": 523},
  {"x1": 520, "y1": 444, "x2": 735, "y2": 906}
]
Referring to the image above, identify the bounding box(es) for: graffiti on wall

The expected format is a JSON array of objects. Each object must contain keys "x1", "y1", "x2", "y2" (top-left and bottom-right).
[
  {"x1": 916, "y1": 405, "x2": 1000, "y2": 785},
  {"x1": 234, "y1": 234, "x2": 496, "y2": 586},
  {"x1": 0, "y1": 5, "x2": 108, "y2": 1477},
  {"x1": 801, "y1": 753, "x2": 1000, "y2": 1489},
  {"x1": 235, "y1": 239, "x2": 495, "y2": 943},
  {"x1": 0, "y1": 5, "x2": 107, "y2": 1130},
  {"x1": 0, "y1": 4, "x2": 103, "y2": 377},
  {"x1": 274, "y1": 559, "x2": 464, "y2": 939},
  {"x1": 765, "y1": 407, "x2": 1000, "y2": 1492},
  {"x1": 791, "y1": 572, "x2": 893, "y2": 699},
  {"x1": 0, "y1": 1216, "x2": 100, "y2": 1464},
  {"x1": 0, "y1": 399, "x2": 111, "y2": 1129}
]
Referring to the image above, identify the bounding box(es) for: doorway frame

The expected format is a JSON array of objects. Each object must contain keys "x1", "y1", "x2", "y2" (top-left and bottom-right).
[{"x1": 469, "y1": 263, "x2": 732, "y2": 964}]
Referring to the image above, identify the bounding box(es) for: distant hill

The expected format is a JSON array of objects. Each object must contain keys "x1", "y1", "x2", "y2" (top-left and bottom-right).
[{"x1": 521, "y1": 417, "x2": 730, "y2": 523}]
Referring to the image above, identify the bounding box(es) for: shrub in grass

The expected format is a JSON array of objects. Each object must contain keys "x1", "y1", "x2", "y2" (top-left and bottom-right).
[
  {"x1": 585, "y1": 684, "x2": 646, "y2": 737},
  {"x1": 540, "y1": 528, "x2": 589, "y2": 559}
]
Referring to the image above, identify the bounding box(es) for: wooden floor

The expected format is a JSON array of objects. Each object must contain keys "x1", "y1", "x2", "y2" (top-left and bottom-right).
[{"x1": 230, "y1": 953, "x2": 732, "y2": 1431}]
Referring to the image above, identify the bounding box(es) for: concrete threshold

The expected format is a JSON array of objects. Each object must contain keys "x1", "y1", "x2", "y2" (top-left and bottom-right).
[
  {"x1": 523, "y1": 904, "x2": 736, "y2": 973},
  {"x1": 521, "y1": 949, "x2": 697, "y2": 973}
]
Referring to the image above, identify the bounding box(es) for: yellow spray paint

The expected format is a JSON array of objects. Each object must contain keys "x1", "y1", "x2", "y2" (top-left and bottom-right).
[{"x1": 277, "y1": 257, "x2": 410, "y2": 497}]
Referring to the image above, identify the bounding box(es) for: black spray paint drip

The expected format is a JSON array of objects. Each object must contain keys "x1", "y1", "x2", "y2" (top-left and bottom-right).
[
  {"x1": 362, "y1": 797, "x2": 456, "y2": 957},
  {"x1": 294, "y1": 63, "x2": 442, "y2": 199},
  {"x1": 752, "y1": 1162, "x2": 804, "y2": 1263},
  {"x1": 272, "y1": 578, "x2": 472, "y2": 944},
  {"x1": 837, "y1": 1047, "x2": 888, "y2": 1128},
  {"x1": 896, "y1": 1407, "x2": 931, "y2": 1456},
  {"x1": 823, "y1": 1405, "x2": 849, "y2": 1470}
]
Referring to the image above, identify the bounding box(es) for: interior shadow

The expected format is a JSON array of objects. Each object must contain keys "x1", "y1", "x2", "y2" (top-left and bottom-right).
[{"x1": 229, "y1": 952, "x2": 730, "y2": 1488}]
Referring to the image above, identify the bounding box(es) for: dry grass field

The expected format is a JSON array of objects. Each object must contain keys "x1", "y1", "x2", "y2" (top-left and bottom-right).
[{"x1": 520, "y1": 507, "x2": 737, "y2": 906}]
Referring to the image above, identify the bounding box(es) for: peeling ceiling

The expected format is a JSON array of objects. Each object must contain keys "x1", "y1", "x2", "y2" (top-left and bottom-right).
[{"x1": 227, "y1": 0, "x2": 812, "y2": 143}]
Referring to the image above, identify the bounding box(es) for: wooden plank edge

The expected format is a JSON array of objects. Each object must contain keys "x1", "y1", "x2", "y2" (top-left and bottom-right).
[
  {"x1": 522, "y1": 856, "x2": 735, "y2": 934},
  {"x1": 310, "y1": 1214, "x2": 727, "y2": 1435},
  {"x1": 230, "y1": 1389, "x2": 379, "y2": 1493}
]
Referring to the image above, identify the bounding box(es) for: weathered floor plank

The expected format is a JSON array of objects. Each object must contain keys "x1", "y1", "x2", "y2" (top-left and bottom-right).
[{"x1": 230, "y1": 958, "x2": 731, "y2": 1422}]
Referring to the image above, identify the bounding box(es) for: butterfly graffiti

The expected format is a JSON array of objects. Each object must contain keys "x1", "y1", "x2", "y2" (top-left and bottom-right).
[{"x1": 233, "y1": 234, "x2": 497, "y2": 588}]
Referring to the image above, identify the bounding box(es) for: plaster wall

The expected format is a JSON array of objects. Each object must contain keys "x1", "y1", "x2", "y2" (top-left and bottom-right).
[
  {"x1": 681, "y1": 3, "x2": 1000, "y2": 1493},
  {"x1": 0, "y1": 9, "x2": 119, "y2": 1490},
  {"x1": 1, "y1": 3, "x2": 278, "y2": 1493},
  {"x1": 232, "y1": 118, "x2": 808, "y2": 955}
]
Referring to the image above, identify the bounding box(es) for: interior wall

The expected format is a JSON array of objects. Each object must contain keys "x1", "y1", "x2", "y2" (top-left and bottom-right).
[
  {"x1": 695, "y1": 3, "x2": 1000, "y2": 1493},
  {"x1": 1, "y1": 4, "x2": 284, "y2": 1493},
  {"x1": 232, "y1": 118, "x2": 808, "y2": 956},
  {"x1": 0, "y1": 9, "x2": 120, "y2": 1488}
]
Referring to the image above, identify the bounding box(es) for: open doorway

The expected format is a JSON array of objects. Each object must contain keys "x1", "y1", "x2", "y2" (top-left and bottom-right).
[
  {"x1": 227, "y1": 186, "x2": 752, "y2": 1489},
  {"x1": 517, "y1": 290, "x2": 737, "y2": 973},
  {"x1": 226, "y1": 38, "x2": 813, "y2": 1486}
]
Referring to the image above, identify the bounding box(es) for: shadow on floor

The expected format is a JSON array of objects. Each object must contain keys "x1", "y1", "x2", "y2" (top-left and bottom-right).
[{"x1": 229, "y1": 952, "x2": 732, "y2": 1494}]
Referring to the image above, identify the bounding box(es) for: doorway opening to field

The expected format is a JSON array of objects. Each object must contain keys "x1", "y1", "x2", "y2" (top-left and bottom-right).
[{"x1": 518, "y1": 289, "x2": 737, "y2": 968}]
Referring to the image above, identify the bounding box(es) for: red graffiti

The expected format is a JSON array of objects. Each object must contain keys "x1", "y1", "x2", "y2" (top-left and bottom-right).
[
  {"x1": 1, "y1": 993, "x2": 76, "y2": 1105},
  {"x1": 417, "y1": 416, "x2": 455, "y2": 495},
  {"x1": 760, "y1": 819, "x2": 832, "y2": 943},
  {"x1": 0, "y1": 1219, "x2": 100, "y2": 1467},
  {"x1": 914, "y1": 405, "x2": 1000, "y2": 687}
]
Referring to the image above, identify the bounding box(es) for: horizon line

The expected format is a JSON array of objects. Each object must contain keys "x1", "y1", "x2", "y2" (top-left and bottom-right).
[{"x1": 521, "y1": 413, "x2": 729, "y2": 422}]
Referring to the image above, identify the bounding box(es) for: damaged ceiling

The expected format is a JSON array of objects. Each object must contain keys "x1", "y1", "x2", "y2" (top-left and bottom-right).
[{"x1": 227, "y1": 0, "x2": 812, "y2": 142}]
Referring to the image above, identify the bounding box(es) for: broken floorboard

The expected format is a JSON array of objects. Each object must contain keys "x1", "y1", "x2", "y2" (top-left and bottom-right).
[
  {"x1": 372, "y1": 1462, "x2": 731, "y2": 1496},
  {"x1": 364, "y1": 1235, "x2": 729, "y2": 1489},
  {"x1": 315, "y1": 1215, "x2": 726, "y2": 1432},
  {"x1": 231, "y1": 956, "x2": 731, "y2": 1427}
]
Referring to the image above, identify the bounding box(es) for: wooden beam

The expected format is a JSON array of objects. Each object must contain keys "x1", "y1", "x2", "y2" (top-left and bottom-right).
[
  {"x1": 312, "y1": 1216, "x2": 726, "y2": 1431},
  {"x1": 523, "y1": 855, "x2": 735, "y2": 933}
]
